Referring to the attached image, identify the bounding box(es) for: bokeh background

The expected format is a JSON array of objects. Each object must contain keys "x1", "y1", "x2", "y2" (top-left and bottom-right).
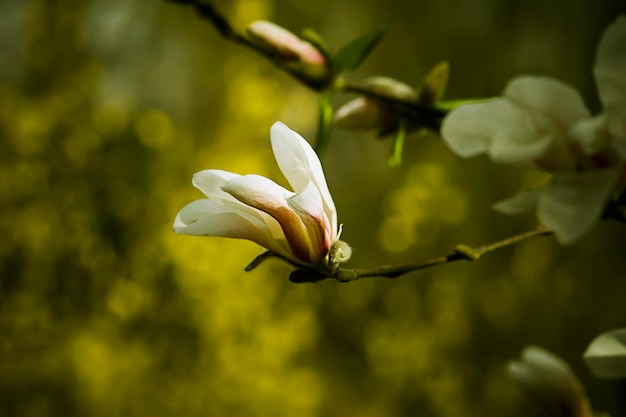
[{"x1": 1, "y1": 0, "x2": 626, "y2": 416}]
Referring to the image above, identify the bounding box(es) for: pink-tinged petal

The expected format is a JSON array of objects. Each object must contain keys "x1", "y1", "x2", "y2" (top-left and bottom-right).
[
  {"x1": 595, "y1": 16, "x2": 626, "y2": 142},
  {"x1": 222, "y1": 174, "x2": 314, "y2": 264},
  {"x1": 247, "y1": 21, "x2": 325, "y2": 65},
  {"x1": 442, "y1": 99, "x2": 552, "y2": 164},
  {"x1": 192, "y1": 169, "x2": 286, "y2": 242},
  {"x1": 493, "y1": 188, "x2": 543, "y2": 215},
  {"x1": 173, "y1": 199, "x2": 292, "y2": 258},
  {"x1": 538, "y1": 168, "x2": 621, "y2": 244},
  {"x1": 504, "y1": 76, "x2": 591, "y2": 130},
  {"x1": 286, "y1": 181, "x2": 330, "y2": 264},
  {"x1": 270, "y1": 122, "x2": 337, "y2": 238}
]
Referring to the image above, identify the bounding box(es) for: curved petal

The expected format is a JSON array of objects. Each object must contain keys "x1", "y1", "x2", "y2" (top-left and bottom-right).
[
  {"x1": 247, "y1": 21, "x2": 325, "y2": 65},
  {"x1": 270, "y1": 122, "x2": 337, "y2": 238},
  {"x1": 222, "y1": 174, "x2": 313, "y2": 264},
  {"x1": 538, "y1": 168, "x2": 621, "y2": 244},
  {"x1": 173, "y1": 199, "x2": 292, "y2": 258},
  {"x1": 441, "y1": 99, "x2": 552, "y2": 164},
  {"x1": 286, "y1": 181, "x2": 331, "y2": 263},
  {"x1": 507, "y1": 346, "x2": 588, "y2": 417},
  {"x1": 594, "y1": 16, "x2": 626, "y2": 142},
  {"x1": 193, "y1": 170, "x2": 239, "y2": 200},
  {"x1": 504, "y1": 76, "x2": 591, "y2": 130},
  {"x1": 192, "y1": 169, "x2": 286, "y2": 242},
  {"x1": 584, "y1": 328, "x2": 626, "y2": 379},
  {"x1": 493, "y1": 188, "x2": 543, "y2": 214}
]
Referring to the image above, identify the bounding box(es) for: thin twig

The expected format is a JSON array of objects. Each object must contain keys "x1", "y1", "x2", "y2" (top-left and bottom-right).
[
  {"x1": 342, "y1": 83, "x2": 446, "y2": 131},
  {"x1": 165, "y1": 0, "x2": 447, "y2": 129},
  {"x1": 308, "y1": 226, "x2": 553, "y2": 283},
  {"x1": 165, "y1": 0, "x2": 331, "y2": 90}
]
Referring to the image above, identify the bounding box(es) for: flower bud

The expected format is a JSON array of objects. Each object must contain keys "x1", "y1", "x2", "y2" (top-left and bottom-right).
[
  {"x1": 508, "y1": 346, "x2": 592, "y2": 417},
  {"x1": 247, "y1": 20, "x2": 326, "y2": 66},
  {"x1": 328, "y1": 239, "x2": 352, "y2": 270},
  {"x1": 362, "y1": 76, "x2": 418, "y2": 102},
  {"x1": 334, "y1": 97, "x2": 384, "y2": 130},
  {"x1": 334, "y1": 77, "x2": 417, "y2": 132}
]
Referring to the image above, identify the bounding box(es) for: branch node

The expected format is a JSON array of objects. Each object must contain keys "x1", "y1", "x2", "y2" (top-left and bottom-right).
[{"x1": 454, "y1": 244, "x2": 482, "y2": 261}]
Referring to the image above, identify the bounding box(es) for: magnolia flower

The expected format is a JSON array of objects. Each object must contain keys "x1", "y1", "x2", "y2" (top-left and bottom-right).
[
  {"x1": 441, "y1": 16, "x2": 626, "y2": 244},
  {"x1": 173, "y1": 122, "x2": 350, "y2": 270},
  {"x1": 508, "y1": 346, "x2": 592, "y2": 417},
  {"x1": 247, "y1": 21, "x2": 326, "y2": 66}
]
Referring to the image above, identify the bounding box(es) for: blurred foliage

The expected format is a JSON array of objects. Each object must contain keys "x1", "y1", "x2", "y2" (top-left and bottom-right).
[{"x1": 1, "y1": 0, "x2": 626, "y2": 416}]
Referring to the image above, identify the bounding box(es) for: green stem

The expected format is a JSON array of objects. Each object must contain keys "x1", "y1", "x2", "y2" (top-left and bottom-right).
[
  {"x1": 315, "y1": 90, "x2": 335, "y2": 157},
  {"x1": 388, "y1": 118, "x2": 407, "y2": 167}
]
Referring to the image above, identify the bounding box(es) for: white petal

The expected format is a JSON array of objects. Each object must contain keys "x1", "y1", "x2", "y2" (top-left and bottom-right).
[
  {"x1": 441, "y1": 99, "x2": 552, "y2": 164},
  {"x1": 538, "y1": 168, "x2": 621, "y2": 244},
  {"x1": 270, "y1": 122, "x2": 337, "y2": 237},
  {"x1": 584, "y1": 328, "x2": 626, "y2": 379},
  {"x1": 504, "y1": 76, "x2": 591, "y2": 130},
  {"x1": 568, "y1": 115, "x2": 610, "y2": 157},
  {"x1": 192, "y1": 169, "x2": 239, "y2": 199},
  {"x1": 223, "y1": 174, "x2": 314, "y2": 264},
  {"x1": 192, "y1": 169, "x2": 287, "y2": 242},
  {"x1": 594, "y1": 16, "x2": 626, "y2": 142},
  {"x1": 521, "y1": 346, "x2": 573, "y2": 378},
  {"x1": 508, "y1": 346, "x2": 587, "y2": 417},
  {"x1": 172, "y1": 199, "x2": 291, "y2": 258},
  {"x1": 493, "y1": 188, "x2": 543, "y2": 214}
]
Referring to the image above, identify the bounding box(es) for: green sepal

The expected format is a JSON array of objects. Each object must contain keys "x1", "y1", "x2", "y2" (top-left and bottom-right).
[
  {"x1": 435, "y1": 98, "x2": 492, "y2": 112},
  {"x1": 301, "y1": 27, "x2": 333, "y2": 63},
  {"x1": 315, "y1": 90, "x2": 335, "y2": 157},
  {"x1": 387, "y1": 118, "x2": 407, "y2": 167},
  {"x1": 333, "y1": 27, "x2": 386, "y2": 74},
  {"x1": 417, "y1": 61, "x2": 450, "y2": 107}
]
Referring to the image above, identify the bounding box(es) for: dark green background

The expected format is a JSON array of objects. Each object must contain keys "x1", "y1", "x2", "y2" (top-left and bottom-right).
[{"x1": 1, "y1": 1, "x2": 625, "y2": 416}]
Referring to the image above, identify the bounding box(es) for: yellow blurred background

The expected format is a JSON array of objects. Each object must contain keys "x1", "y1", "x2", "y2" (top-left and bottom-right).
[{"x1": 1, "y1": 0, "x2": 625, "y2": 416}]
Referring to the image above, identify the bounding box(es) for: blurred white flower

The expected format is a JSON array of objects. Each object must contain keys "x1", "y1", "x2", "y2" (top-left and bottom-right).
[
  {"x1": 247, "y1": 20, "x2": 326, "y2": 66},
  {"x1": 508, "y1": 346, "x2": 592, "y2": 417},
  {"x1": 173, "y1": 122, "x2": 346, "y2": 268},
  {"x1": 441, "y1": 16, "x2": 626, "y2": 244},
  {"x1": 584, "y1": 328, "x2": 626, "y2": 379}
]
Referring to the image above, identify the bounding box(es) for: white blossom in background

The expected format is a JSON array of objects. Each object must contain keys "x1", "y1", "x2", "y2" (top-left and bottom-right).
[
  {"x1": 508, "y1": 346, "x2": 592, "y2": 417},
  {"x1": 441, "y1": 16, "x2": 626, "y2": 244},
  {"x1": 173, "y1": 122, "x2": 350, "y2": 269},
  {"x1": 584, "y1": 328, "x2": 626, "y2": 379}
]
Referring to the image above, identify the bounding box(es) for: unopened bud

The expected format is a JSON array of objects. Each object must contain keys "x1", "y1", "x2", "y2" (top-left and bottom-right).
[
  {"x1": 508, "y1": 346, "x2": 592, "y2": 417},
  {"x1": 328, "y1": 240, "x2": 352, "y2": 270},
  {"x1": 334, "y1": 97, "x2": 384, "y2": 129},
  {"x1": 247, "y1": 20, "x2": 326, "y2": 66},
  {"x1": 362, "y1": 76, "x2": 417, "y2": 102}
]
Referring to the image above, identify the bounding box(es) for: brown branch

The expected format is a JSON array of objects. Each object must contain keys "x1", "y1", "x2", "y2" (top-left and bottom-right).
[
  {"x1": 164, "y1": 0, "x2": 332, "y2": 90},
  {"x1": 286, "y1": 226, "x2": 554, "y2": 283},
  {"x1": 341, "y1": 83, "x2": 447, "y2": 131},
  {"x1": 165, "y1": 0, "x2": 447, "y2": 129}
]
